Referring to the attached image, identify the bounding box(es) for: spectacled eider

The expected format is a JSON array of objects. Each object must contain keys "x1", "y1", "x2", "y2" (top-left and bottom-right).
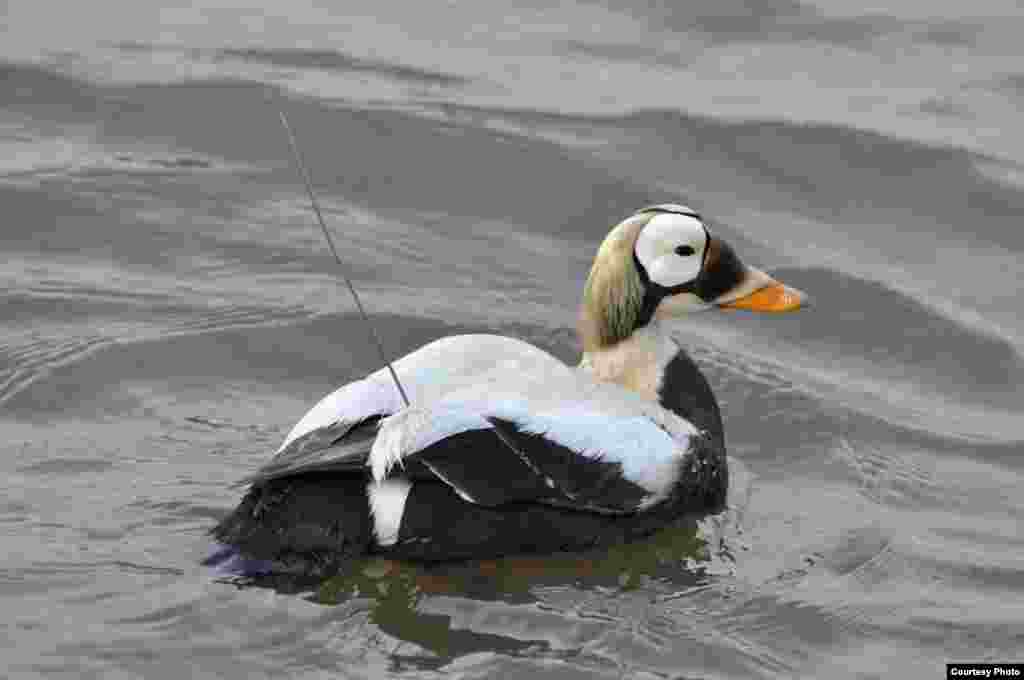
[{"x1": 206, "y1": 204, "x2": 805, "y2": 577}]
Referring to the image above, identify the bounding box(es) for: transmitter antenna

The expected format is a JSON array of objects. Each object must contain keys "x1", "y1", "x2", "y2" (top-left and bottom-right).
[
  {"x1": 277, "y1": 109, "x2": 411, "y2": 407},
  {"x1": 276, "y1": 107, "x2": 532, "y2": 471}
]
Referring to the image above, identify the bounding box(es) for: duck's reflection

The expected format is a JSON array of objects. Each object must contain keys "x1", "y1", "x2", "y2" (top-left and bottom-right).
[{"x1": 297, "y1": 520, "x2": 712, "y2": 664}]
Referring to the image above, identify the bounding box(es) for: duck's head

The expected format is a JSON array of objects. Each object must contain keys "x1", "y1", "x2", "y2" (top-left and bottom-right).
[{"x1": 580, "y1": 204, "x2": 806, "y2": 351}]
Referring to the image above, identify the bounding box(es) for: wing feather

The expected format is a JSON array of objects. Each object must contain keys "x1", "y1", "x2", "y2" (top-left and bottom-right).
[
  {"x1": 242, "y1": 417, "x2": 379, "y2": 485},
  {"x1": 369, "y1": 377, "x2": 699, "y2": 513}
]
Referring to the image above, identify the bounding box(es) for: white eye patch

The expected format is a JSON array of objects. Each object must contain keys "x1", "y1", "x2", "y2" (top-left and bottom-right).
[{"x1": 634, "y1": 213, "x2": 707, "y2": 288}]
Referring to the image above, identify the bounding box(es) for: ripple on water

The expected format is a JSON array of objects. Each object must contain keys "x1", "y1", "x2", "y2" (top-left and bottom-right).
[{"x1": 16, "y1": 458, "x2": 115, "y2": 475}]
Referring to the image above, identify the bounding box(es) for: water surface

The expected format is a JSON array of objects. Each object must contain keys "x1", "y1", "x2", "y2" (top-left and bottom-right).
[{"x1": 2, "y1": 1, "x2": 1023, "y2": 677}]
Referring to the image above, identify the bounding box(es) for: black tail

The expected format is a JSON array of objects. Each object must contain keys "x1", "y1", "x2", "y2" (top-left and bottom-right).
[{"x1": 209, "y1": 472, "x2": 373, "y2": 578}]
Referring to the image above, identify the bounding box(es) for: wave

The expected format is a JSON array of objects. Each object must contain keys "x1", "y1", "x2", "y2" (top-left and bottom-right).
[
  {"x1": 105, "y1": 41, "x2": 472, "y2": 88},
  {"x1": 330, "y1": 97, "x2": 1024, "y2": 254},
  {"x1": 0, "y1": 61, "x2": 101, "y2": 125},
  {"x1": 0, "y1": 312, "x2": 461, "y2": 417},
  {"x1": 581, "y1": 0, "x2": 977, "y2": 48},
  {"x1": 683, "y1": 265, "x2": 1024, "y2": 443},
  {"x1": 9, "y1": 60, "x2": 1022, "y2": 258},
  {"x1": 0, "y1": 287, "x2": 313, "y2": 413},
  {"x1": 0, "y1": 62, "x2": 657, "y2": 234},
  {"x1": 761, "y1": 266, "x2": 1023, "y2": 405},
  {"x1": 214, "y1": 47, "x2": 470, "y2": 87},
  {"x1": 610, "y1": 109, "x2": 1024, "y2": 253}
]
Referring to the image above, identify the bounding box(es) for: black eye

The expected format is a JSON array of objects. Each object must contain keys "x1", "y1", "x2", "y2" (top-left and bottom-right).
[{"x1": 674, "y1": 245, "x2": 696, "y2": 257}]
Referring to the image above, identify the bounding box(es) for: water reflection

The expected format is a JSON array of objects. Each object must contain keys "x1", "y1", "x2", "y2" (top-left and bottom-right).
[
  {"x1": 212, "y1": 520, "x2": 711, "y2": 664},
  {"x1": 292, "y1": 521, "x2": 710, "y2": 663}
]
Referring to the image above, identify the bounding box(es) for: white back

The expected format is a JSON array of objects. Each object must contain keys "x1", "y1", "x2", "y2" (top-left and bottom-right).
[{"x1": 277, "y1": 334, "x2": 569, "y2": 453}]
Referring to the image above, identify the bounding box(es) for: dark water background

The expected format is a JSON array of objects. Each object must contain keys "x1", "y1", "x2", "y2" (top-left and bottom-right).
[{"x1": 3, "y1": 1, "x2": 1023, "y2": 677}]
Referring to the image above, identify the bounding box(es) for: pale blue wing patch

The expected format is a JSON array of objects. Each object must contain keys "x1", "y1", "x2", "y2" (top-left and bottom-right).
[
  {"x1": 372, "y1": 397, "x2": 694, "y2": 500},
  {"x1": 514, "y1": 409, "x2": 689, "y2": 497}
]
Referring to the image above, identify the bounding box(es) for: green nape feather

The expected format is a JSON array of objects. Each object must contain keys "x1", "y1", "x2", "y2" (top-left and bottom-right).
[{"x1": 580, "y1": 213, "x2": 649, "y2": 350}]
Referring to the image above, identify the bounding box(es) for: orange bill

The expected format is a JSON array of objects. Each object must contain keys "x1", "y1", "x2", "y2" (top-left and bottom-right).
[{"x1": 719, "y1": 281, "x2": 806, "y2": 312}]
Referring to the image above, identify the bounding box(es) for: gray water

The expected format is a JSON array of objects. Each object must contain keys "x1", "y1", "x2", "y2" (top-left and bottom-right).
[{"x1": 2, "y1": 1, "x2": 1023, "y2": 678}]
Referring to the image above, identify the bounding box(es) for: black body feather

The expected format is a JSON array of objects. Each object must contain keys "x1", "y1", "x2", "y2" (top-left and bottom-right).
[{"x1": 210, "y1": 426, "x2": 725, "y2": 573}]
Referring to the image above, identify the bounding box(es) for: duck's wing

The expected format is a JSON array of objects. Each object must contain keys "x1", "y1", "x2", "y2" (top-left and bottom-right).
[
  {"x1": 370, "y1": 375, "x2": 701, "y2": 514},
  {"x1": 247, "y1": 334, "x2": 570, "y2": 484},
  {"x1": 242, "y1": 378, "x2": 389, "y2": 485}
]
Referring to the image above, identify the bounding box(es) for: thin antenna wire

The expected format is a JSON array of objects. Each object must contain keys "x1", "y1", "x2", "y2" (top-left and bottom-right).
[
  {"x1": 276, "y1": 107, "x2": 532, "y2": 468},
  {"x1": 277, "y1": 109, "x2": 411, "y2": 408}
]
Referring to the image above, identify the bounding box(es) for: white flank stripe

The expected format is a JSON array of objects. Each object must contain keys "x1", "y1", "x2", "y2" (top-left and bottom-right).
[
  {"x1": 421, "y1": 460, "x2": 477, "y2": 503},
  {"x1": 367, "y1": 478, "x2": 413, "y2": 547}
]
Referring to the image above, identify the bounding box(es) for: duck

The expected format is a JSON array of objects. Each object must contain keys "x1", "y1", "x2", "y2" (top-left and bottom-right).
[{"x1": 207, "y1": 204, "x2": 805, "y2": 577}]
